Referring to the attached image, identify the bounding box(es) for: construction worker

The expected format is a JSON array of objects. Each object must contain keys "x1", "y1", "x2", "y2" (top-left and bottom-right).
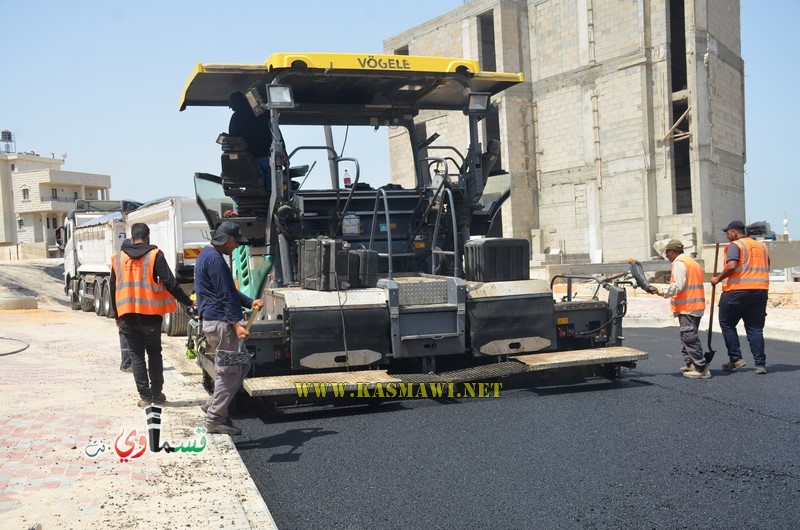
[
  {"x1": 711, "y1": 220, "x2": 770, "y2": 374},
  {"x1": 194, "y1": 221, "x2": 264, "y2": 435},
  {"x1": 111, "y1": 222, "x2": 194, "y2": 407},
  {"x1": 647, "y1": 239, "x2": 709, "y2": 379}
]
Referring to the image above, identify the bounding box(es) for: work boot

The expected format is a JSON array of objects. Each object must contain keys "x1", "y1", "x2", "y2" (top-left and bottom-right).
[
  {"x1": 683, "y1": 364, "x2": 712, "y2": 379},
  {"x1": 755, "y1": 365, "x2": 767, "y2": 375},
  {"x1": 722, "y1": 359, "x2": 746, "y2": 371},
  {"x1": 152, "y1": 392, "x2": 166, "y2": 404},
  {"x1": 137, "y1": 398, "x2": 152, "y2": 408},
  {"x1": 680, "y1": 363, "x2": 692, "y2": 373},
  {"x1": 205, "y1": 421, "x2": 242, "y2": 436},
  {"x1": 120, "y1": 366, "x2": 133, "y2": 373},
  {"x1": 200, "y1": 402, "x2": 209, "y2": 414}
]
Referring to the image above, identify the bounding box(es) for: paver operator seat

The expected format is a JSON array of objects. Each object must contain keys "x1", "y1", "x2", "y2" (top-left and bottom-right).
[{"x1": 217, "y1": 133, "x2": 270, "y2": 218}]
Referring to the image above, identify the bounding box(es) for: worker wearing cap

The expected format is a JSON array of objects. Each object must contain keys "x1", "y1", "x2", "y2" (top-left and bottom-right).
[
  {"x1": 194, "y1": 221, "x2": 264, "y2": 435},
  {"x1": 647, "y1": 239, "x2": 709, "y2": 379},
  {"x1": 711, "y1": 220, "x2": 770, "y2": 375},
  {"x1": 111, "y1": 222, "x2": 194, "y2": 406}
]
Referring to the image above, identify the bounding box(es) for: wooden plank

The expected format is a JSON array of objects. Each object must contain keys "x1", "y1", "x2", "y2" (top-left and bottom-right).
[
  {"x1": 243, "y1": 347, "x2": 649, "y2": 397},
  {"x1": 513, "y1": 346, "x2": 648, "y2": 371},
  {"x1": 244, "y1": 370, "x2": 402, "y2": 397}
]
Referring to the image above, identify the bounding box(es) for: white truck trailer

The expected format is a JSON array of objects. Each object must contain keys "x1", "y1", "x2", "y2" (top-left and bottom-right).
[
  {"x1": 124, "y1": 197, "x2": 206, "y2": 335},
  {"x1": 60, "y1": 200, "x2": 140, "y2": 314}
]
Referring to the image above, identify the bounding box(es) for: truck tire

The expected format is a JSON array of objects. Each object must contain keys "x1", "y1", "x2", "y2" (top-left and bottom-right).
[
  {"x1": 79, "y1": 280, "x2": 93, "y2": 312},
  {"x1": 93, "y1": 281, "x2": 106, "y2": 316},
  {"x1": 67, "y1": 278, "x2": 81, "y2": 310},
  {"x1": 103, "y1": 284, "x2": 115, "y2": 318},
  {"x1": 163, "y1": 309, "x2": 189, "y2": 336}
]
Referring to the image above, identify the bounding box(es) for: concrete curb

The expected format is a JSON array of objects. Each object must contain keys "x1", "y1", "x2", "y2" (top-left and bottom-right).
[{"x1": 219, "y1": 435, "x2": 279, "y2": 529}]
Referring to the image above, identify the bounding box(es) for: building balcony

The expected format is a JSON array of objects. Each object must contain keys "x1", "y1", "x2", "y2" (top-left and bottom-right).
[{"x1": 16, "y1": 198, "x2": 77, "y2": 213}]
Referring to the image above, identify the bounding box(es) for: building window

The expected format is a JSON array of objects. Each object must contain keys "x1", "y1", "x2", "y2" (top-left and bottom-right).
[
  {"x1": 478, "y1": 11, "x2": 497, "y2": 71},
  {"x1": 51, "y1": 188, "x2": 58, "y2": 200},
  {"x1": 670, "y1": 0, "x2": 688, "y2": 92},
  {"x1": 74, "y1": 191, "x2": 78, "y2": 200},
  {"x1": 17, "y1": 218, "x2": 23, "y2": 229},
  {"x1": 53, "y1": 217, "x2": 58, "y2": 228},
  {"x1": 47, "y1": 218, "x2": 51, "y2": 229},
  {"x1": 395, "y1": 45, "x2": 409, "y2": 56},
  {"x1": 22, "y1": 188, "x2": 29, "y2": 200},
  {"x1": 10, "y1": 164, "x2": 15, "y2": 171},
  {"x1": 672, "y1": 101, "x2": 693, "y2": 214}
]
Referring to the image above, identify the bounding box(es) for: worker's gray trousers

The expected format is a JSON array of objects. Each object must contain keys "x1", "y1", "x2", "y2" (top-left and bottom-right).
[
  {"x1": 678, "y1": 314, "x2": 706, "y2": 368},
  {"x1": 202, "y1": 320, "x2": 250, "y2": 424}
]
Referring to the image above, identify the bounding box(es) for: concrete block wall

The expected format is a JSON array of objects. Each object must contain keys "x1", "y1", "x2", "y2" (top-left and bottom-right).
[
  {"x1": 592, "y1": 0, "x2": 644, "y2": 63},
  {"x1": 709, "y1": 55, "x2": 745, "y2": 157},
  {"x1": 528, "y1": 0, "x2": 582, "y2": 79},
  {"x1": 706, "y1": 0, "x2": 741, "y2": 54},
  {"x1": 690, "y1": 0, "x2": 745, "y2": 257}
]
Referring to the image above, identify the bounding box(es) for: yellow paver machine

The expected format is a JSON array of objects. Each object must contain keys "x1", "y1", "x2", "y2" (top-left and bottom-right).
[{"x1": 179, "y1": 52, "x2": 647, "y2": 402}]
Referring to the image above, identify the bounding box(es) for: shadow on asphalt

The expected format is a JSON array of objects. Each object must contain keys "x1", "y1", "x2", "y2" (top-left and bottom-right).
[
  {"x1": 510, "y1": 375, "x2": 652, "y2": 397},
  {"x1": 225, "y1": 375, "x2": 648, "y2": 424},
  {"x1": 234, "y1": 400, "x2": 410, "y2": 424},
  {"x1": 236, "y1": 427, "x2": 339, "y2": 462}
]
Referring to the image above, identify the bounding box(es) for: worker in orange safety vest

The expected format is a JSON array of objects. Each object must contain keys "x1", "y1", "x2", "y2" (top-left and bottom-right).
[
  {"x1": 647, "y1": 239, "x2": 709, "y2": 379},
  {"x1": 110, "y1": 222, "x2": 194, "y2": 406},
  {"x1": 711, "y1": 220, "x2": 770, "y2": 374}
]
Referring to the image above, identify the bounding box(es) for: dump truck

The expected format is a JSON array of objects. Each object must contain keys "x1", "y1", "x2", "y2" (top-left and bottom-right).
[
  {"x1": 59, "y1": 199, "x2": 141, "y2": 314},
  {"x1": 179, "y1": 52, "x2": 648, "y2": 400}
]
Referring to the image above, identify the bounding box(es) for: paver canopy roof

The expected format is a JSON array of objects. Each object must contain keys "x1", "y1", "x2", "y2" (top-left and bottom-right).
[{"x1": 179, "y1": 52, "x2": 523, "y2": 125}]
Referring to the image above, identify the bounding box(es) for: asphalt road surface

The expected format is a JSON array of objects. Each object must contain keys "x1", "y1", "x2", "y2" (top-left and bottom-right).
[{"x1": 234, "y1": 328, "x2": 800, "y2": 529}]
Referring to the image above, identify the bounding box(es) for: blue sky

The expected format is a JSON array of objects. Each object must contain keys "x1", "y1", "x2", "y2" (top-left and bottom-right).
[{"x1": 3, "y1": 1, "x2": 796, "y2": 236}]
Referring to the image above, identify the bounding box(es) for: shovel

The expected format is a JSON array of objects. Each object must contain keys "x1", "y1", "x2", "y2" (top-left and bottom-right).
[
  {"x1": 217, "y1": 308, "x2": 259, "y2": 366},
  {"x1": 704, "y1": 243, "x2": 720, "y2": 363}
]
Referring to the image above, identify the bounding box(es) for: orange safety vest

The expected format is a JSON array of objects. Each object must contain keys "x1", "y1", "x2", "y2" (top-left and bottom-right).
[
  {"x1": 722, "y1": 237, "x2": 770, "y2": 292},
  {"x1": 112, "y1": 248, "x2": 177, "y2": 317},
  {"x1": 670, "y1": 254, "x2": 706, "y2": 314}
]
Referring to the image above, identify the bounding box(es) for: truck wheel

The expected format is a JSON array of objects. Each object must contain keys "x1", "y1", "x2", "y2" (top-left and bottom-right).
[
  {"x1": 103, "y1": 284, "x2": 115, "y2": 318},
  {"x1": 93, "y1": 281, "x2": 106, "y2": 316},
  {"x1": 67, "y1": 278, "x2": 81, "y2": 310},
  {"x1": 79, "y1": 281, "x2": 92, "y2": 312},
  {"x1": 163, "y1": 309, "x2": 189, "y2": 336}
]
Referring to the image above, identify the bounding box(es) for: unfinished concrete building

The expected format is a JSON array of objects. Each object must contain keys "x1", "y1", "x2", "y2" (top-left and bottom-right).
[{"x1": 385, "y1": 0, "x2": 745, "y2": 264}]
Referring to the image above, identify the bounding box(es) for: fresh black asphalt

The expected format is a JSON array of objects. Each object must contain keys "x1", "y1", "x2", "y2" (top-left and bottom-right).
[{"x1": 233, "y1": 328, "x2": 800, "y2": 529}]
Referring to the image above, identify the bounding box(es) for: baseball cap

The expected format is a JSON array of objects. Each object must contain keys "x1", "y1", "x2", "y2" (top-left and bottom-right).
[
  {"x1": 664, "y1": 239, "x2": 684, "y2": 251},
  {"x1": 211, "y1": 221, "x2": 248, "y2": 245},
  {"x1": 722, "y1": 220, "x2": 746, "y2": 232}
]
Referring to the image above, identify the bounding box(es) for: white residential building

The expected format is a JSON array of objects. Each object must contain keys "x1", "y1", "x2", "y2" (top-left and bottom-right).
[{"x1": 0, "y1": 151, "x2": 111, "y2": 258}]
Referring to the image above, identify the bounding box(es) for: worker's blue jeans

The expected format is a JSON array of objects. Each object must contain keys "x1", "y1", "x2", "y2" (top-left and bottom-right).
[{"x1": 718, "y1": 290, "x2": 768, "y2": 366}]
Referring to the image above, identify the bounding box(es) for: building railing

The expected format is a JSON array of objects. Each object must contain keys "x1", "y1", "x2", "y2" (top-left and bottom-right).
[{"x1": 41, "y1": 196, "x2": 79, "y2": 203}]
